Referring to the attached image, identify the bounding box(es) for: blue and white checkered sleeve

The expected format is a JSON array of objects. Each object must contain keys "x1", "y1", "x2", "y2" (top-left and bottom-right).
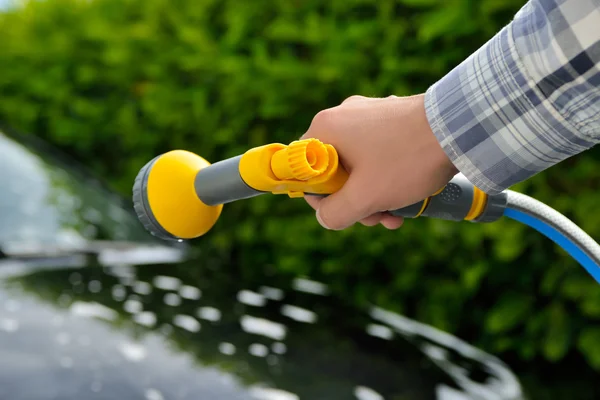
[{"x1": 425, "y1": 0, "x2": 600, "y2": 194}]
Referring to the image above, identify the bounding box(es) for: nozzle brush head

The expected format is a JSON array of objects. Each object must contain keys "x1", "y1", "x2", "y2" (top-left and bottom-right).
[{"x1": 132, "y1": 150, "x2": 223, "y2": 241}]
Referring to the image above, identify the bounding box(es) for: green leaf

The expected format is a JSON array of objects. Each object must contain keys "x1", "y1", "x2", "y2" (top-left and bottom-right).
[
  {"x1": 541, "y1": 303, "x2": 570, "y2": 362},
  {"x1": 416, "y1": 3, "x2": 478, "y2": 42},
  {"x1": 461, "y1": 261, "x2": 487, "y2": 292},
  {"x1": 581, "y1": 293, "x2": 600, "y2": 318},
  {"x1": 485, "y1": 293, "x2": 533, "y2": 334},
  {"x1": 492, "y1": 222, "x2": 527, "y2": 262},
  {"x1": 560, "y1": 274, "x2": 596, "y2": 301},
  {"x1": 577, "y1": 327, "x2": 600, "y2": 370}
]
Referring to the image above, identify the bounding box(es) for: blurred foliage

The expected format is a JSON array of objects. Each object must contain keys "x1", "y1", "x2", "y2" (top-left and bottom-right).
[{"x1": 1, "y1": 0, "x2": 600, "y2": 386}]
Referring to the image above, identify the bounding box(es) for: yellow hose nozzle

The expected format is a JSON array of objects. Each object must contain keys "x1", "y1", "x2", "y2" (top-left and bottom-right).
[{"x1": 132, "y1": 139, "x2": 348, "y2": 240}]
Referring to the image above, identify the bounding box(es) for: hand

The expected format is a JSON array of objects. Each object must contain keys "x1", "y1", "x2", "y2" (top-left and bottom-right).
[{"x1": 301, "y1": 94, "x2": 458, "y2": 230}]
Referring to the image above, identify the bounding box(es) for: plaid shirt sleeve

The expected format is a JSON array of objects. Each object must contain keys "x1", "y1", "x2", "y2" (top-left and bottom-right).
[{"x1": 424, "y1": 0, "x2": 600, "y2": 194}]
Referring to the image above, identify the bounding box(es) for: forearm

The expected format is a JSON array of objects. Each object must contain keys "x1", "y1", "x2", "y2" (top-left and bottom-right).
[{"x1": 425, "y1": 0, "x2": 600, "y2": 194}]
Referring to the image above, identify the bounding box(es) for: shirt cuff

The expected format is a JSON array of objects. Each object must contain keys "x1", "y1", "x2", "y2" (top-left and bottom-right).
[{"x1": 424, "y1": 24, "x2": 595, "y2": 195}]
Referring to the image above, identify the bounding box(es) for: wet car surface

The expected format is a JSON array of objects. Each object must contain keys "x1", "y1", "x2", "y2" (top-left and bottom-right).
[{"x1": 0, "y1": 128, "x2": 525, "y2": 400}]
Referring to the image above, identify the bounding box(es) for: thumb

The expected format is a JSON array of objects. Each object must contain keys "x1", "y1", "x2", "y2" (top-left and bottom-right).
[{"x1": 315, "y1": 176, "x2": 372, "y2": 230}]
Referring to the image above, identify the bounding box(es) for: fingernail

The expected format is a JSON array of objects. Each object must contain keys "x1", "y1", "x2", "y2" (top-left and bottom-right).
[{"x1": 316, "y1": 209, "x2": 330, "y2": 229}]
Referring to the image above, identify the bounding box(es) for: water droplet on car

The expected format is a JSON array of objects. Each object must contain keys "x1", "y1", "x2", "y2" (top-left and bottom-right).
[
  {"x1": 88, "y1": 280, "x2": 102, "y2": 293},
  {"x1": 70, "y1": 301, "x2": 117, "y2": 321},
  {"x1": 133, "y1": 281, "x2": 152, "y2": 295},
  {"x1": 237, "y1": 290, "x2": 266, "y2": 307},
  {"x1": 248, "y1": 343, "x2": 269, "y2": 357},
  {"x1": 124, "y1": 299, "x2": 143, "y2": 314},
  {"x1": 248, "y1": 386, "x2": 299, "y2": 400},
  {"x1": 112, "y1": 285, "x2": 127, "y2": 301},
  {"x1": 145, "y1": 388, "x2": 165, "y2": 400},
  {"x1": 153, "y1": 276, "x2": 181, "y2": 291},
  {"x1": 366, "y1": 324, "x2": 394, "y2": 340},
  {"x1": 133, "y1": 311, "x2": 157, "y2": 327},
  {"x1": 197, "y1": 307, "x2": 221, "y2": 322},
  {"x1": 354, "y1": 386, "x2": 384, "y2": 400},
  {"x1": 173, "y1": 315, "x2": 201, "y2": 332},
  {"x1": 179, "y1": 285, "x2": 201, "y2": 300},
  {"x1": 280, "y1": 304, "x2": 317, "y2": 324},
  {"x1": 219, "y1": 342, "x2": 236, "y2": 355},
  {"x1": 163, "y1": 293, "x2": 181, "y2": 307},
  {"x1": 240, "y1": 315, "x2": 286, "y2": 341},
  {"x1": 118, "y1": 342, "x2": 147, "y2": 362},
  {"x1": 0, "y1": 318, "x2": 19, "y2": 332}
]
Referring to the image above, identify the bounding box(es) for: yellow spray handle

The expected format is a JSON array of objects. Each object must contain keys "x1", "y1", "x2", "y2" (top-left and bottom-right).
[{"x1": 132, "y1": 138, "x2": 506, "y2": 241}]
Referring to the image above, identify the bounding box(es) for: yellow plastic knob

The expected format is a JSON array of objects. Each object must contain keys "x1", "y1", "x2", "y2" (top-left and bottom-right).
[{"x1": 270, "y1": 139, "x2": 329, "y2": 181}]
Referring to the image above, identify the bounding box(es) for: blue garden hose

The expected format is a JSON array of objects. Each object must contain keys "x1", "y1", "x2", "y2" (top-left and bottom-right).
[{"x1": 503, "y1": 190, "x2": 600, "y2": 284}]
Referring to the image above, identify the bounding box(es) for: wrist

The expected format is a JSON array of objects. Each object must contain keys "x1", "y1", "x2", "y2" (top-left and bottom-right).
[{"x1": 414, "y1": 93, "x2": 459, "y2": 178}]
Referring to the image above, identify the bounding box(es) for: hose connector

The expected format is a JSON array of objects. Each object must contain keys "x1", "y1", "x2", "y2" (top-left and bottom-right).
[{"x1": 389, "y1": 174, "x2": 507, "y2": 223}]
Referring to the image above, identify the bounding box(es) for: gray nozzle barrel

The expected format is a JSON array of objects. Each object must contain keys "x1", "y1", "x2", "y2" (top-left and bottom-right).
[
  {"x1": 194, "y1": 156, "x2": 263, "y2": 206},
  {"x1": 389, "y1": 174, "x2": 506, "y2": 222}
]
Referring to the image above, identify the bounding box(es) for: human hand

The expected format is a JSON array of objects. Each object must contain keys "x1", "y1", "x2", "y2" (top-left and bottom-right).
[{"x1": 301, "y1": 94, "x2": 458, "y2": 230}]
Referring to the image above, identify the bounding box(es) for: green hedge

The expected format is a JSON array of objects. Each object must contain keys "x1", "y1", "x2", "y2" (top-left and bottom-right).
[{"x1": 2, "y1": 0, "x2": 600, "y2": 385}]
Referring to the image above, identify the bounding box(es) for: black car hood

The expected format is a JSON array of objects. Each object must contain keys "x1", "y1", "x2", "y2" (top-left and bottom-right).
[{"x1": 0, "y1": 242, "x2": 525, "y2": 400}]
